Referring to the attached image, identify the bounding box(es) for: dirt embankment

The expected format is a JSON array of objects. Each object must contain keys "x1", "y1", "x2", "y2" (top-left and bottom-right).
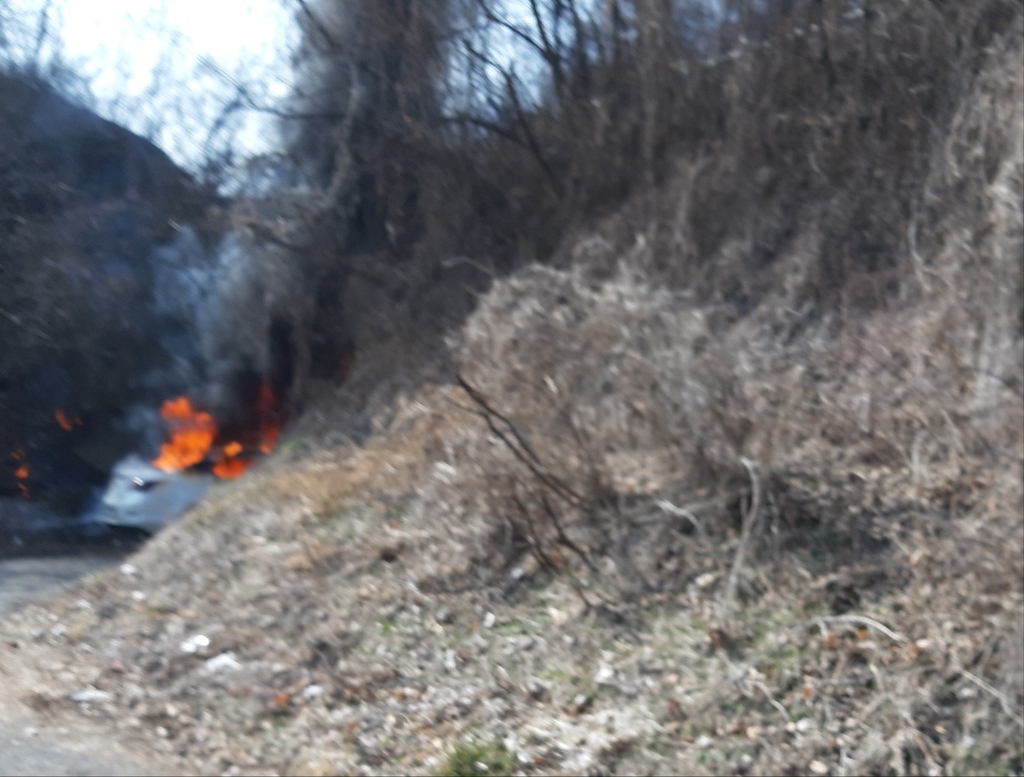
[{"x1": 0, "y1": 7, "x2": 1021, "y2": 777}]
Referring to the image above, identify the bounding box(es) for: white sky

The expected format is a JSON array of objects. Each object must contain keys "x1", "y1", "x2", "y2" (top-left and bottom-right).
[
  {"x1": 4, "y1": 0, "x2": 299, "y2": 171},
  {"x1": 3, "y1": 0, "x2": 632, "y2": 176}
]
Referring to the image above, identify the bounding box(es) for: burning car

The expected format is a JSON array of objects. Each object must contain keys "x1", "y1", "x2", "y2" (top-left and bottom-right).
[
  {"x1": 88, "y1": 388, "x2": 284, "y2": 532},
  {"x1": 87, "y1": 454, "x2": 212, "y2": 533}
]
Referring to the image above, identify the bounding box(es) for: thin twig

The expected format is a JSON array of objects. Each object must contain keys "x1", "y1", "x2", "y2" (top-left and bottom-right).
[
  {"x1": 752, "y1": 680, "x2": 791, "y2": 722},
  {"x1": 511, "y1": 490, "x2": 559, "y2": 572},
  {"x1": 723, "y1": 457, "x2": 761, "y2": 609},
  {"x1": 456, "y1": 374, "x2": 582, "y2": 504},
  {"x1": 540, "y1": 494, "x2": 597, "y2": 574},
  {"x1": 294, "y1": 0, "x2": 342, "y2": 51},
  {"x1": 456, "y1": 375, "x2": 545, "y2": 469},
  {"x1": 957, "y1": 668, "x2": 1024, "y2": 727},
  {"x1": 657, "y1": 499, "x2": 707, "y2": 539},
  {"x1": 813, "y1": 614, "x2": 906, "y2": 643}
]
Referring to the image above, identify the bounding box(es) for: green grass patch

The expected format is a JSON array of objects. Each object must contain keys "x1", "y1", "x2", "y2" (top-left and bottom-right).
[
  {"x1": 276, "y1": 438, "x2": 307, "y2": 456},
  {"x1": 436, "y1": 741, "x2": 516, "y2": 776}
]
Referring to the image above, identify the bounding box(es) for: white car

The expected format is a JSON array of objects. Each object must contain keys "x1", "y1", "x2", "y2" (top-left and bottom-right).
[{"x1": 87, "y1": 455, "x2": 211, "y2": 533}]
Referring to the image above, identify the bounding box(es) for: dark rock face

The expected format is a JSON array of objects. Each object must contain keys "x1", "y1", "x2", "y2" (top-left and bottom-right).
[{"x1": 0, "y1": 73, "x2": 215, "y2": 516}]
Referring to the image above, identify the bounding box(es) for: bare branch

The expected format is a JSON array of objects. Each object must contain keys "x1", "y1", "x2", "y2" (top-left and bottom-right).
[
  {"x1": 456, "y1": 374, "x2": 582, "y2": 504},
  {"x1": 812, "y1": 614, "x2": 906, "y2": 643},
  {"x1": 956, "y1": 668, "x2": 1024, "y2": 727},
  {"x1": 723, "y1": 456, "x2": 761, "y2": 609},
  {"x1": 294, "y1": 0, "x2": 343, "y2": 51},
  {"x1": 502, "y1": 69, "x2": 560, "y2": 193},
  {"x1": 656, "y1": 499, "x2": 707, "y2": 539},
  {"x1": 473, "y1": 0, "x2": 548, "y2": 60}
]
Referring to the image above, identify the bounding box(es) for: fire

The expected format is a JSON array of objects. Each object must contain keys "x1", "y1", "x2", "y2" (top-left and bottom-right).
[
  {"x1": 211, "y1": 441, "x2": 247, "y2": 478},
  {"x1": 212, "y1": 452, "x2": 248, "y2": 479},
  {"x1": 153, "y1": 383, "x2": 284, "y2": 479},
  {"x1": 257, "y1": 382, "x2": 283, "y2": 454},
  {"x1": 11, "y1": 448, "x2": 29, "y2": 498},
  {"x1": 55, "y1": 409, "x2": 83, "y2": 431},
  {"x1": 152, "y1": 397, "x2": 217, "y2": 472}
]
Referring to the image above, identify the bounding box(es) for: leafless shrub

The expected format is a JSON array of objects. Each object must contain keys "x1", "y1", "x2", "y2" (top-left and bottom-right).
[
  {"x1": 399, "y1": 9, "x2": 1023, "y2": 619},
  {"x1": 276, "y1": 1, "x2": 1021, "y2": 447}
]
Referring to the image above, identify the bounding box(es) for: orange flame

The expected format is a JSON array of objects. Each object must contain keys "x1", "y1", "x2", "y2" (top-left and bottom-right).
[
  {"x1": 152, "y1": 397, "x2": 217, "y2": 472},
  {"x1": 211, "y1": 440, "x2": 247, "y2": 478},
  {"x1": 257, "y1": 382, "x2": 283, "y2": 454},
  {"x1": 152, "y1": 386, "x2": 283, "y2": 479},
  {"x1": 55, "y1": 409, "x2": 83, "y2": 431},
  {"x1": 212, "y1": 453, "x2": 248, "y2": 479},
  {"x1": 12, "y1": 448, "x2": 30, "y2": 498}
]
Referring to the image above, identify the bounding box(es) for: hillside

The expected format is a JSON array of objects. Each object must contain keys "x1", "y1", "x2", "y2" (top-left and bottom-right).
[
  {"x1": 0, "y1": 71, "x2": 210, "y2": 517},
  {"x1": 0, "y1": 3, "x2": 1022, "y2": 776}
]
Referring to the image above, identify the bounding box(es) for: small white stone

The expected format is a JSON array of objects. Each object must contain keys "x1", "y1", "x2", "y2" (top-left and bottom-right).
[
  {"x1": 594, "y1": 663, "x2": 615, "y2": 685},
  {"x1": 432, "y1": 462, "x2": 457, "y2": 484},
  {"x1": 71, "y1": 687, "x2": 112, "y2": 704},
  {"x1": 179, "y1": 634, "x2": 210, "y2": 654},
  {"x1": 302, "y1": 684, "x2": 325, "y2": 700},
  {"x1": 130, "y1": 590, "x2": 146, "y2": 602},
  {"x1": 694, "y1": 573, "x2": 717, "y2": 590},
  {"x1": 483, "y1": 612, "x2": 496, "y2": 629},
  {"x1": 696, "y1": 735, "x2": 714, "y2": 749},
  {"x1": 809, "y1": 759, "x2": 829, "y2": 775},
  {"x1": 119, "y1": 563, "x2": 138, "y2": 577},
  {"x1": 202, "y1": 652, "x2": 241, "y2": 673}
]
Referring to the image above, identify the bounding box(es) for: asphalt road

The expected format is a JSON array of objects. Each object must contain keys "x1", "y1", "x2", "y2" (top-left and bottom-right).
[
  {"x1": 0, "y1": 556, "x2": 119, "y2": 617},
  {"x1": 0, "y1": 556, "x2": 170, "y2": 776},
  {"x1": 0, "y1": 720, "x2": 160, "y2": 777}
]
